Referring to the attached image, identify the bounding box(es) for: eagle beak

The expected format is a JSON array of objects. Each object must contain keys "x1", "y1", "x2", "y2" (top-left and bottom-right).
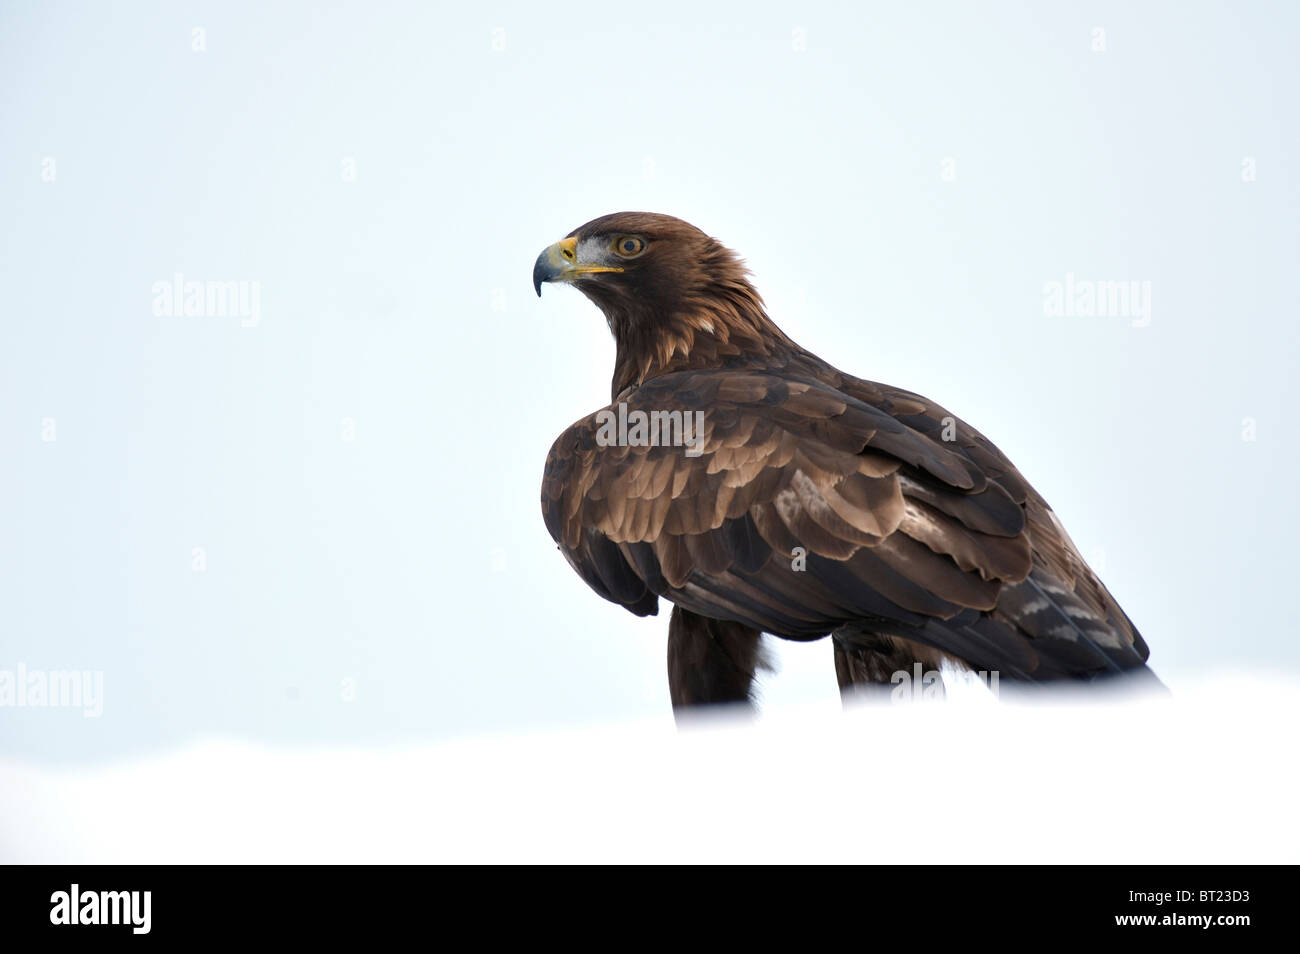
[
  {"x1": 532, "y1": 236, "x2": 624, "y2": 296},
  {"x1": 532, "y1": 238, "x2": 576, "y2": 296}
]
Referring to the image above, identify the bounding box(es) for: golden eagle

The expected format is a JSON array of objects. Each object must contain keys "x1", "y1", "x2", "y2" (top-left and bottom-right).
[{"x1": 534, "y1": 212, "x2": 1159, "y2": 712}]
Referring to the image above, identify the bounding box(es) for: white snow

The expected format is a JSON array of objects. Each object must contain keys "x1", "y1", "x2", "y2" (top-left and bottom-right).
[{"x1": 1, "y1": 675, "x2": 1295, "y2": 864}]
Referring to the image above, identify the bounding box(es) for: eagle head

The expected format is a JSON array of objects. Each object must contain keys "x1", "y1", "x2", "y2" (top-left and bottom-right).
[
  {"x1": 533, "y1": 211, "x2": 793, "y2": 395},
  {"x1": 532, "y1": 211, "x2": 746, "y2": 314}
]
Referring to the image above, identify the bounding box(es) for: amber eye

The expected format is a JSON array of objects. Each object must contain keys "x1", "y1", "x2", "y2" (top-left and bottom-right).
[{"x1": 612, "y1": 235, "x2": 646, "y2": 257}]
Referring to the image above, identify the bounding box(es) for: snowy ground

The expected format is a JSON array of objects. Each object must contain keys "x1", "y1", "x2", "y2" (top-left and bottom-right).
[{"x1": 1, "y1": 675, "x2": 1295, "y2": 864}]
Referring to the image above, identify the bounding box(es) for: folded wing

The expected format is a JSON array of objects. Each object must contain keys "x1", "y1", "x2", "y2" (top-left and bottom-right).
[{"x1": 541, "y1": 368, "x2": 1149, "y2": 680}]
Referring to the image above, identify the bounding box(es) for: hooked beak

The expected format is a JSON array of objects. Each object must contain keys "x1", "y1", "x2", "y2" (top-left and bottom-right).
[{"x1": 532, "y1": 236, "x2": 624, "y2": 296}]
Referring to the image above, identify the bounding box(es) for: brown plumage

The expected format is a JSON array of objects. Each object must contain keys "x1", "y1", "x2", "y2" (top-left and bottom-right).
[{"x1": 534, "y1": 211, "x2": 1159, "y2": 714}]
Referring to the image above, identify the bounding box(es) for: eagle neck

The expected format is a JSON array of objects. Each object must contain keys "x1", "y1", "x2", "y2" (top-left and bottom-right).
[{"x1": 606, "y1": 289, "x2": 797, "y2": 400}]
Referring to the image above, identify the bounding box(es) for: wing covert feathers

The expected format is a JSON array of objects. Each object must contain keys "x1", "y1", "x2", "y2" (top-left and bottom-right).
[{"x1": 541, "y1": 365, "x2": 1148, "y2": 680}]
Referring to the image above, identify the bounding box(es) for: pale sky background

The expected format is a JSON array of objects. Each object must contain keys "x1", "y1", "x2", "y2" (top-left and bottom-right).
[{"x1": 1, "y1": 0, "x2": 1298, "y2": 765}]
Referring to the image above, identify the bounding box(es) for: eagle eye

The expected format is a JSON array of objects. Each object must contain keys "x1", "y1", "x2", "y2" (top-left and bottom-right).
[{"x1": 612, "y1": 235, "x2": 646, "y2": 258}]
